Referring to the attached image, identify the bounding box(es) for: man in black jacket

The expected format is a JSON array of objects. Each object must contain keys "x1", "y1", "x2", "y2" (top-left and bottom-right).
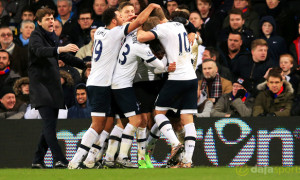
[
  {"x1": 28, "y1": 7, "x2": 86, "y2": 169},
  {"x1": 232, "y1": 39, "x2": 273, "y2": 97}
]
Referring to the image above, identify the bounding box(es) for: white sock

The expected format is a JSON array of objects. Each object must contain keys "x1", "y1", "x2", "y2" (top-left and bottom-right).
[
  {"x1": 117, "y1": 123, "x2": 137, "y2": 160},
  {"x1": 146, "y1": 123, "x2": 161, "y2": 153},
  {"x1": 71, "y1": 128, "x2": 98, "y2": 164},
  {"x1": 84, "y1": 130, "x2": 109, "y2": 165},
  {"x1": 154, "y1": 114, "x2": 179, "y2": 147},
  {"x1": 182, "y1": 123, "x2": 196, "y2": 163},
  {"x1": 137, "y1": 127, "x2": 147, "y2": 160},
  {"x1": 95, "y1": 130, "x2": 109, "y2": 161},
  {"x1": 105, "y1": 126, "x2": 123, "y2": 161}
]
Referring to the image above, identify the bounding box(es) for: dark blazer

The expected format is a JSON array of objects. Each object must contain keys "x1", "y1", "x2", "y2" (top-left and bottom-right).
[{"x1": 28, "y1": 25, "x2": 86, "y2": 109}]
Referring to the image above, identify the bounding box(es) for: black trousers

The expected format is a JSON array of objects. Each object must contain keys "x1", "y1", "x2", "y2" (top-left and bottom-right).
[{"x1": 32, "y1": 106, "x2": 67, "y2": 164}]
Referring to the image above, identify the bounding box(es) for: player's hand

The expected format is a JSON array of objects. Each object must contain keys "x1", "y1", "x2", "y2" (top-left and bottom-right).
[
  {"x1": 167, "y1": 62, "x2": 176, "y2": 72},
  {"x1": 59, "y1": 44, "x2": 79, "y2": 53},
  {"x1": 126, "y1": 15, "x2": 137, "y2": 22},
  {"x1": 149, "y1": 3, "x2": 161, "y2": 9},
  {"x1": 188, "y1": 32, "x2": 195, "y2": 46}
]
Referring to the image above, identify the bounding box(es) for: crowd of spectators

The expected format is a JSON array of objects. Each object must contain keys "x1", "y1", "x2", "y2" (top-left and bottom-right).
[{"x1": 0, "y1": 0, "x2": 300, "y2": 119}]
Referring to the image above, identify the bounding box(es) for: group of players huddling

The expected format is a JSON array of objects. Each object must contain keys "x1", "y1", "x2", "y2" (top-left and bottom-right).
[{"x1": 68, "y1": 2, "x2": 198, "y2": 169}]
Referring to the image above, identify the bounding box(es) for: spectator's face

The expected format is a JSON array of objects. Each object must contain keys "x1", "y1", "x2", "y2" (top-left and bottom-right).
[
  {"x1": 262, "y1": 22, "x2": 273, "y2": 37},
  {"x1": 0, "y1": 28, "x2": 13, "y2": 46},
  {"x1": 22, "y1": 11, "x2": 35, "y2": 21},
  {"x1": 21, "y1": 84, "x2": 29, "y2": 94},
  {"x1": 57, "y1": 0, "x2": 72, "y2": 17},
  {"x1": 234, "y1": 0, "x2": 248, "y2": 10},
  {"x1": 21, "y1": 23, "x2": 35, "y2": 39},
  {"x1": 202, "y1": 61, "x2": 218, "y2": 79},
  {"x1": 93, "y1": 0, "x2": 108, "y2": 16},
  {"x1": 120, "y1": 5, "x2": 135, "y2": 22},
  {"x1": 38, "y1": 14, "x2": 54, "y2": 32},
  {"x1": 54, "y1": 20, "x2": 62, "y2": 36},
  {"x1": 202, "y1": 50, "x2": 212, "y2": 61},
  {"x1": 60, "y1": 77, "x2": 65, "y2": 85},
  {"x1": 227, "y1": 33, "x2": 242, "y2": 52},
  {"x1": 0, "y1": 51, "x2": 10, "y2": 70},
  {"x1": 107, "y1": 0, "x2": 118, "y2": 7},
  {"x1": 90, "y1": 29, "x2": 97, "y2": 41},
  {"x1": 130, "y1": 0, "x2": 141, "y2": 15},
  {"x1": 76, "y1": 89, "x2": 87, "y2": 105},
  {"x1": 0, "y1": 93, "x2": 16, "y2": 110},
  {"x1": 232, "y1": 83, "x2": 244, "y2": 96},
  {"x1": 267, "y1": 76, "x2": 283, "y2": 94},
  {"x1": 280, "y1": 57, "x2": 293, "y2": 73},
  {"x1": 252, "y1": 45, "x2": 268, "y2": 62},
  {"x1": 298, "y1": 23, "x2": 300, "y2": 35},
  {"x1": 229, "y1": 14, "x2": 244, "y2": 30},
  {"x1": 197, "y1": 0, "x2": 211, "y2": 15},
  {"x1": 167, "y1": 1, "x2": 178, "y2": 15},
  {"x1": 266, "y1": 0, "x2": 280, "y2": 9},
  {"x1": 189, "y1": 12, "x2": 203, "y2": 29},
  {"x1": 85, "y1": 67, "x2": 91, "y2": 78},
  {"x1": 78, "y1": 13, "x2": 93, "y2": 30}
]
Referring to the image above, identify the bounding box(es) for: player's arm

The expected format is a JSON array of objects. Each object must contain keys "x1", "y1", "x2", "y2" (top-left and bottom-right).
[
  {"x1": 137, "y1": 28, "x2": 156, "y2": 43},
  {"x1": 127, "y1": 3, "x2": 161, "y2": 34}
]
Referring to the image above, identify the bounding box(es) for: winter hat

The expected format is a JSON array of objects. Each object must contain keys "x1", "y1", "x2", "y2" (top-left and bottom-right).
[
  {"x1": 233, "y1": 77, "x2": 250, "y2": 91},
  {"x1": 0, "y1": 86, "x2": 15, "y2": 99}
]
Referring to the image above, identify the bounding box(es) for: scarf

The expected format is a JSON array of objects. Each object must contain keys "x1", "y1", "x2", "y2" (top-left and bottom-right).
[
  {"x1": 19, "y1": 34, "x2": 29, "y2": 46},
  {"x1": 201, "y1": 73, "x2": 222, "y2": 98},
  {"x1": 0, "y1": 66, "x2": 10, "y2": 75},
  {"x1": 37, "y1": 25, "x2": 58, "y2": 47},
  {"x1": 273, "y1": 86, "x2": 284, "y2": 98}
]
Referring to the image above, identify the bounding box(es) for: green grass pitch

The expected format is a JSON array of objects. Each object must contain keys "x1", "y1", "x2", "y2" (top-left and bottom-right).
[{"x1": 0, "y1": 166, "x2": 300, "y2": 180}]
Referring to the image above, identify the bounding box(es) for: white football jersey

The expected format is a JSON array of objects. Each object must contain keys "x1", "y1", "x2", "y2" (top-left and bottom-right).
[
  {"x1": 133, "y1": 59, "x2": 162, "y2": 83},
  {"x1": 111, "y1": 31, "x2": 164, "y2": 89},
  {"x1": 87, "y1": 24, "x2": 129, "y2": 87},
  {"x1": 151, "y1": 21, "x2": 196, "y2": 80}
]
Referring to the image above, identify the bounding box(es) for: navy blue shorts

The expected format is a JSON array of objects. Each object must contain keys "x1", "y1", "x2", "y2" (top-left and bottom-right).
[
  {"x1": 87, "y1": 86, "x2": 111, "y2": 117},
  {"x1": 133, "y1": 80, "x2": 163, "y2": 113},
  {"x1": 155, "y1": 79, "x2": 198, "y2": 114},
  {"x1": 112, "y1": 87, "x2": 141, "y2": 117}
]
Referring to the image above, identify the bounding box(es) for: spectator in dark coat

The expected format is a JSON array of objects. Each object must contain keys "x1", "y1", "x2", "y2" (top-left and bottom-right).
[
  {"x1": 28, "y1": 8, "x2": 86, "y2": 169},
  {"x1": 92, "y1": 0, "x2": 108, "y2": 27},
  {"x1": 259, "y1": 0, "x2": 297, "y2": 46},
  {"x1": 67, "y1": 83, "x2": 91, "y2": 119},
  {"x1": 259, "y1": 15, "x2": 287, "y2": 67},
  {"x1": 218, "y1": 31, "x2": 250, "y2": 71},
  {"x1": 60, "y1": 8, "x2": 94, "y2": 48},
  {"x1": 218, "y1": 8, "x2": 255, "y2": 50},
  {"x1": 14, "y1": 20, "x2": 35, "y2": 48},
  {"x1": 232, "y1": 39, "x2": 273, "y2": 97},
  {"x1": 13, "y1": 77, "x2": 30, "y2": 105},
  {"x1": 196, "y1": 0, "x2": 222, "y2": 47},
  {"x1": 58, "y1": 59, "x2": 81, "y2": 85},
  {"x1": 222, "y1": 0, "x2": 260, "y2": 36}
]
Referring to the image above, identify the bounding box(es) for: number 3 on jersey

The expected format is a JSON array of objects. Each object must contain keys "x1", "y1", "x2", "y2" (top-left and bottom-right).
[
  {"x1": 178, "y1": 32, "x2": 190, "y2": 55},
  {"x1": 93, "y1": 40, "x2": 103, "y2": 62},
  {"x1": 118, "y1": 44, "x2": 130, "y2": 65}
]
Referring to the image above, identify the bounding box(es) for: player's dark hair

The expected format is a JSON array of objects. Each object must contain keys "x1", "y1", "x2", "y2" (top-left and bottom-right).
[
  {"x1": 102, "y1": 7, "x2": 118, "y2": 26},
  {"x1": 170, "y1": 10, "x2": 189, "y2": 20},
  {"x1": 35, "y1": 7, "x2": 55, "y2": 22}
]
